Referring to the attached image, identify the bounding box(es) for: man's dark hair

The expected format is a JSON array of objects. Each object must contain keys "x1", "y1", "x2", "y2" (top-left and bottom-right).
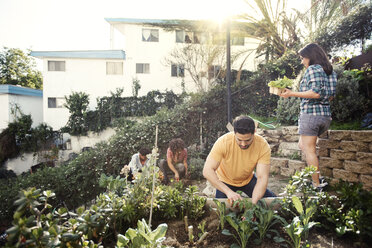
[
  {"x1": 233, "y1": 116, "x2": 255, "y2": 134},
  {"x1": 139, "y1": 147, "x2": 151, "y2": 156},
  {"x1": 169, "y1": 138, "x2": 185, "y2": 153}
]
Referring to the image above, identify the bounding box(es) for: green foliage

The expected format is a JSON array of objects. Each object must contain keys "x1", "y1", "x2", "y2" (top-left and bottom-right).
[
  {"x1": 180, "y1": 186, "x2": 206, "y2": 220},
  {"x1": 0, "y1": 109, "x2": 56, "y2": 164},
  {"x1": 331, "y1": 68, "x2": 370, "y2": 122},
  {"x1": 0, "y1": 47, "x2": 42, "y2": 89},
  {"x1": 63, "y1": 89, "x2": 184, "y2": 135},
  {"x1": 187, "y1": 157, "x2": 205, "y2": 180},
  {"x1": 213, "y1": 199, "x2": 227, "y2": 230},
  {"x1": 279, "y1": 167, "x2": 326, "y2": 247},
  {"x1": 316, "y1": 4, "x2": 372, "y2": 52},
  {"x1": 315, "y1": 180, "x2": 372, "y2": 242},
  {"x1": 268, "y1": 76, "x2": 294, "y2": 88},
  {"x1": 275, "y1": 97, "x2": 301, "y2": 125},
  {"x1": 63, "y1": 91, "x2": 90, "y2": 135},
  {"x1": 116, "y1": 219, "x2": 168, "y2": 248},
  {"x1": 253, "y1": 199, "x2": 284, "y2": 245},
  {"x1": 132, "y1": 78, "x2": 141, "y2": 97},
  {"x1": 222, "y1": 211, "x2": 256, "y2": 248}
]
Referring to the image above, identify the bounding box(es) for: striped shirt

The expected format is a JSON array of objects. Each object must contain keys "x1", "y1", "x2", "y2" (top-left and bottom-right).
[{"x1": 300, "y1": 64, "x2": 337, "y2": 116}]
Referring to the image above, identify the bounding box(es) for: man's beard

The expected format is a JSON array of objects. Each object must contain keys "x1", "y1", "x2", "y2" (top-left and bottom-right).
[{"x1": 239, "y1": 144, "x2": 251, "y2": 150}]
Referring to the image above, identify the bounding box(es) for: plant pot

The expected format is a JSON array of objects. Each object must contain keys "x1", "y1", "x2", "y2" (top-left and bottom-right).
[{"x1": 269, "y1": 86, "x2": 285, "y2": 95}]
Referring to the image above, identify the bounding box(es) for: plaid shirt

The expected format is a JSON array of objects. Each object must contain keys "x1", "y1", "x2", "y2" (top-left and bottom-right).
[{"x1": 300, "y1": 64, "x2": 337, "y2": 116}]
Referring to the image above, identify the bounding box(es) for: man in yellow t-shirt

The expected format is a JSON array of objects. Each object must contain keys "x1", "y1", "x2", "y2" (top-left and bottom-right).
[{"x1": 203, "y1": 115, "x2": 276, "y2": 204}]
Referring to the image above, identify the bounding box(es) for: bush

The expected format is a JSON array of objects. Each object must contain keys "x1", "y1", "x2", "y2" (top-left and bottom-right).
[{"x1": 331, "y1": 69, "x2": 370, "y2": 122}]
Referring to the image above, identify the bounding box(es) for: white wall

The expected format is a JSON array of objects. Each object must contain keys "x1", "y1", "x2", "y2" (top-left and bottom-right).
[
  {"x1": 70, "y1": 128, "x2": 116, "y2": 153},
  {"x1": 0, "y1": 94, "x2": 43, "y2": 131},
  {"x1": 0, "y1": 94, "x2": 10, "y2": 130}
]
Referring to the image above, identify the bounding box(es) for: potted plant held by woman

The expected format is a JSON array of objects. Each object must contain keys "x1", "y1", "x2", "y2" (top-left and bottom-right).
[{"x1": 268, "y1": 76, "x2": 293, "y2": 95}]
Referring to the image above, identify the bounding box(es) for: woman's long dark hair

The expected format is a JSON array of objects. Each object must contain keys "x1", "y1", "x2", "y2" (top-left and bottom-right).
[{"x1": 299, "y1": 43, "x2": 333, "y2": 75}]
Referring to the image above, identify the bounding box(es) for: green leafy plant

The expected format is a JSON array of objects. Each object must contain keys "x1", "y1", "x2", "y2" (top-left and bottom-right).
[
  {"x1": 253, "y1": 199, "x2": 284, "y2": 245},
  {"x1": 268, "y1": 76, "x2": 294, "y2": 88},
  {"x1": 213, "y1": 199, "x2": 227, "y2": 230},
  {"x1": 116, "y1": 219, "x2": 167, "y2": 248},
  {"x1": 281, "y1": 196, "x2": 319, "y2": 248},
  {"x1": 180, "y1": 185, "x2": 206, "y2": 220},
  {"x1": 222, "y1": 210, "x2": 256, "y2": 248}
]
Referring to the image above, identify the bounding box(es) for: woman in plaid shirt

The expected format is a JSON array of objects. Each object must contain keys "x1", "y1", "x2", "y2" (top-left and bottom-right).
[{"x1": 280, "y1": 43, "x2": 337, "y2": 188}]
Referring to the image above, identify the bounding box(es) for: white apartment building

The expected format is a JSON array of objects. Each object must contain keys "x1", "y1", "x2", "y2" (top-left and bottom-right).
[{"x1": 32, "y1": 18, "x2": 260, "y2": 130}]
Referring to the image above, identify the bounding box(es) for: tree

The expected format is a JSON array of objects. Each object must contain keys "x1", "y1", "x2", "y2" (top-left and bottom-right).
[
  {"x1": 0, "y1": 47, "x2": 42, "y2": 89},
  {"x1": 238, "y1": 0, "x2": 300, "y2": 61},
  {"x1": 314, "y1": 3, "x2": 372, "y2": 52},
  {"x1": 164, "y1": 42, "x2": 226, "y2": 93}
]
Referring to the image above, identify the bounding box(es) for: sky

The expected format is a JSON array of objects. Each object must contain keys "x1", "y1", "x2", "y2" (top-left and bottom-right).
[{"x1": 0, "y1": 0, "x2": 307, "y2": 53}]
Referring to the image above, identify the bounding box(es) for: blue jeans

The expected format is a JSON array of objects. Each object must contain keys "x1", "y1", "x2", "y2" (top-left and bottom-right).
[{"x1": 215, "y1": 174, "x2": 276, "y2": 198}]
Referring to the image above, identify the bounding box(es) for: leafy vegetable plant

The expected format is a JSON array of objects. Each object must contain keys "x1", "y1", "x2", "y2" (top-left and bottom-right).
[{"x1": 268, "y1": 76, "x2": 293, "y2": 88}]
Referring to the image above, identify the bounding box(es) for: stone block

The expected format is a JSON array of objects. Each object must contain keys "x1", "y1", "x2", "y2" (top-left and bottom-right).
[
  {"x1": 351, "y1": 130, "x2": 372, "y2": 142},
  {"x1": 360, "y1": 175, "x2": 372, "y2": 189},
  {"x1": 317, "y1": 139, "x2": 340, "y2": 149},
  {"x1": 317, "y1": 147, "x2": 329, "y2": 157},
  {"x1": 320, "y1": 157, "x2": 343, "y2": 169},
  {"x1": 319, "y1": 167, "x2": 333, "y2": 177},
  {"x1": 281, "y1": 167, "x2": 295, "y2": 177},
  {"x1": 265, "y1": 129, "x2": 282, "y2": 137},
  {"x1": 333, "y1": 169, "x2": 359, "y2": 182},
  {"x1": 266, "y1": 136, "x2": 280, "y2": 143},
  {"x1": 281, "y1": 126, "x2": 298, "y2": 135},
  {"x1": 278, "y1": 142, "x2": 301, "y2": 156},
  {"x1": 369, "y1": 143, "x2": 372, "y2": 153},
  {"x1": 344, "y1": 160, "x2": 372, "y2": 174},
  {"x1": 330, "y1": 150, "x2": 356, "y2": 160},
  {"x1": 329, "y1": 130, "x2": 352, "y2": 141},
  {"x1": 282, "y1": 134, "x2": 300, "y2": 142},
  {"x1": 270, "y1": 157, "x2": 288, "y2": 174},
  {"x1": 340, "y1": 141, "x2": 369, "y2": 152},
  {"x1": 356, "y1": 152, "x2": 372, "y2": 164},
  {"x1": 288, "y1": 160, "x2": 306, "y2": 170}
]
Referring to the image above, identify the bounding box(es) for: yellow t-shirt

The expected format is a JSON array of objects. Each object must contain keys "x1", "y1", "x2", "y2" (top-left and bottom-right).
[{"x1": 209, "y1": 132, "x2": 271, "y2": 187}]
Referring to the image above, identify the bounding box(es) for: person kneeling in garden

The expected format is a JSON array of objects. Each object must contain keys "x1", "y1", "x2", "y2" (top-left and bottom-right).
[
  {"x1": 159, "y1": 138, "x2": 188, "y2": 184},
  {"x1": 122, "y1": 147, "x2": 151, "y2": 180},
  {"x1": 203, "y1": 115, "x2": 276, "y2": 205}
]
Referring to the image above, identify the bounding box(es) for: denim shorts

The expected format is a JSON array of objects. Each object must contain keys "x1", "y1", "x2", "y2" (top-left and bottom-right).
[{"x1": 298, "y1": 113, "x2": 331, "y2": 136}]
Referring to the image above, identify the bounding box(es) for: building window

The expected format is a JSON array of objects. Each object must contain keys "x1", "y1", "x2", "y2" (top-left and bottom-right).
[
  {"x1": 48, "y1": 61, "x2": 65, "y2": 71},
  {"x1": 142, "y1": 29, "x2": 159, "y2": 42},
  {"x1": 48, "y1": 97, "x2": 65, "y2": 108},
  {"x1": 136, "y1": 63, "x2": 150, "y2": 74},
  {"x1": 232, "y1": 36, "x2": 244, "y2": 46},
  {"x1": 208, "y1": 65, "x2": 221, "y2": 79},
  {"x1": 171, "y1": 64, "x2": 185, "y2": 77},
  {"x1": 106, "y1": 62, "x2": 123, "y2": 75},
  {"x1": 176, "y1": 30, "x2": 200, "y2": 44}
]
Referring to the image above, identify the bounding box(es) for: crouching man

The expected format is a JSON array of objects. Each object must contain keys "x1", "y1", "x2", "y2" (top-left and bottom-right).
[{"x1": 203, "y1": 115, "x2": 276, "y2": 205}]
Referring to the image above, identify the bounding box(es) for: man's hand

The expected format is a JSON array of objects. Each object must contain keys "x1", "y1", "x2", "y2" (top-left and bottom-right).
[{"x1": 226, "y1": 191, "x2": 242, "y2": 206}]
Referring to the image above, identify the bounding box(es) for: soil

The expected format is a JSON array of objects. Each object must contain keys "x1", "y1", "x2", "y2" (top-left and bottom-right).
[{"x1": 156, "y1": 175, "x2": 365, "y2": 248}]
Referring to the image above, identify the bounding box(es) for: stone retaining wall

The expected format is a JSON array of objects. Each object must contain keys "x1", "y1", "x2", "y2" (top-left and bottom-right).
[
  {"x1": 257, "y1": 127, "x2": 372, "y2": 190},
  {"x1": 317, "y1": 130, "x2": 372, "y2": 190}
]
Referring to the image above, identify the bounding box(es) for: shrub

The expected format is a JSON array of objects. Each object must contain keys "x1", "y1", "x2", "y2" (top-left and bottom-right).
[{"x1": 331, "y1": 69, "x2": 369, "y2": 122}]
